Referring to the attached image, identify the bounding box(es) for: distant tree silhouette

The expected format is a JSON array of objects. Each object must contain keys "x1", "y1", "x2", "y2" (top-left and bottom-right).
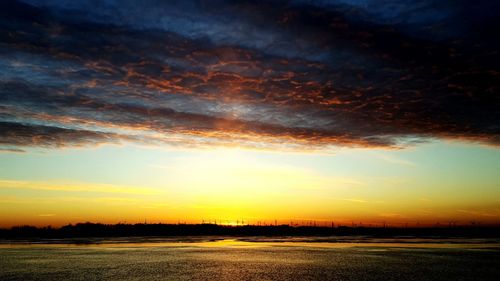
[{"x1": 0, "y1": 222, "x2": 499, "y2": 239}]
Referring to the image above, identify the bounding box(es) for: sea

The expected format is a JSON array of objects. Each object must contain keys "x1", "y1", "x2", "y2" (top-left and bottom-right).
[{"x1": 1, "y1": 237, "x2": 499, "y2": 281}]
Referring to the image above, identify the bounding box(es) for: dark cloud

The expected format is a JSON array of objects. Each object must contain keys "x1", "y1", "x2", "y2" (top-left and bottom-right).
[
  {"x1": 0, "y1": 121, "x2": 122, "y2": 148},
  {"x1": 0, "y1": 0, "x2": 499, "y2": 150}
]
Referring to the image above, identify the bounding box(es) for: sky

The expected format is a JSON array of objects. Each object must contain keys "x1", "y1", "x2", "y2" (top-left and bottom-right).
[{"x1": 0, "y1": 0, "x2": 499, "y2": 227}]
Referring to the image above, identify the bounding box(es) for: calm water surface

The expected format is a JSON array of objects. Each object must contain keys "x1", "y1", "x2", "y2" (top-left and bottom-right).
[{"x1": 1, "y1": 237, "x2": 499, "y2": 281}]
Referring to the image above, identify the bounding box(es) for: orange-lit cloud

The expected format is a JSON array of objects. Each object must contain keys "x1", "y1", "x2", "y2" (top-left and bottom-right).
[{"x1": 0, "y1": 0, "x2": 499, "y2": 152}]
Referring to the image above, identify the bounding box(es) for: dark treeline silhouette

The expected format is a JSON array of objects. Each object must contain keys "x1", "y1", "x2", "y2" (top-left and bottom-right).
[{"x1": 1, "y1": 223, "x2": 500, "y2": 239}]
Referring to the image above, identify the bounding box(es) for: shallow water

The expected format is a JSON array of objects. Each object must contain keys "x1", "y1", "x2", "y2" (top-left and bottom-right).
[{"x1": 1, "y1": 238, "x2": 499, "y2": 281}]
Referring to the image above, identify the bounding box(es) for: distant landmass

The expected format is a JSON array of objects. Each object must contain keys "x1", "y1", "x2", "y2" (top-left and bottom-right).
[{"x1": 1, "y1": 223, "x2": 500, "y2": 239}]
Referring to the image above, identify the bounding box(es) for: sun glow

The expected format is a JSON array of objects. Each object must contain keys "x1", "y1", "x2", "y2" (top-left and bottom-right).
[{"x1": 1, "y1": 142, "x2": 500, "y2": 227}]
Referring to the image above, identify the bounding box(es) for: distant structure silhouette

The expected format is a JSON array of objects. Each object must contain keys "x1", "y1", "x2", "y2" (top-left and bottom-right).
[{"x1": 1, "y1": 222, "x2": 499, "y2": 239}]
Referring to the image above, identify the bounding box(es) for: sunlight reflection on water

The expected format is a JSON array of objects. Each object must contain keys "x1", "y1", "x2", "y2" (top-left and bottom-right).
[{"x1": 1, "y1": 237, "x2": 500, "y2": 281}]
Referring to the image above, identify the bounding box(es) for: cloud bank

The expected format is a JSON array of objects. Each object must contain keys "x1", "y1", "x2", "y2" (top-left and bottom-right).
[{"x1": 1, "y1": 0, "x2": 499, "y2": 151}]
